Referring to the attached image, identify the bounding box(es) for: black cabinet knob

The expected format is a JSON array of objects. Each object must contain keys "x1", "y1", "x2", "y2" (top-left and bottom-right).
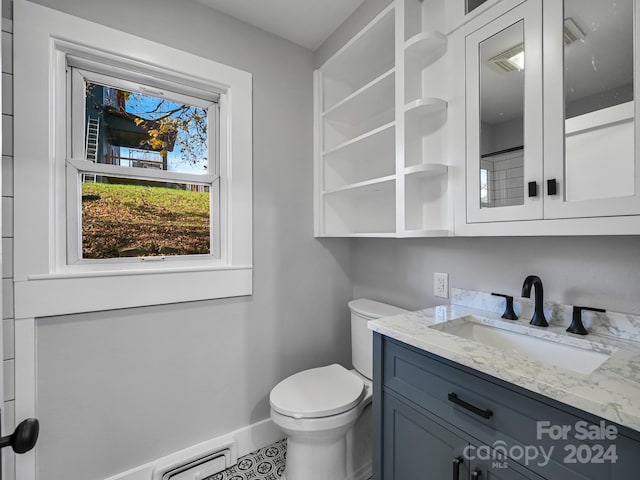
[
  {"x1": 547, "y1": 178, "x2": 558, "y2": 195},
  {"x1": 528, "y1": 181, "x2": 538, "y2": 197}
]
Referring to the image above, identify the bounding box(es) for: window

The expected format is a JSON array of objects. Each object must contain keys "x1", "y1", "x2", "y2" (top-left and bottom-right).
[
  {"x1": 67, "y1": 67, "x2": 220, "y2": 264},
  {"x1": 466, "y1": 0, "x2": 489, "y2": 14},
  {"x1": 14, "y1": 2, "x2": 253, "y2": 317}
]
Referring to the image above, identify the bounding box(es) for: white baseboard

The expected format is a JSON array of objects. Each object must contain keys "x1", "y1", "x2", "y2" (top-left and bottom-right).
[
  {"x1": 346, "y1": 462, "x2": 372, "y2": 480},
  {"x1": 232, "y1": 418, "x2": 284, "y2": 457},
  {"x1": 104, "y1": 418, "x2": 283, "y2": 480}
]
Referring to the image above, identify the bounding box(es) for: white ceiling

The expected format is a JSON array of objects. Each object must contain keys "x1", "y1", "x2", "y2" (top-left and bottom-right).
[{"x1": 196, "y1": 0, "x2": 366, "y2": 51}]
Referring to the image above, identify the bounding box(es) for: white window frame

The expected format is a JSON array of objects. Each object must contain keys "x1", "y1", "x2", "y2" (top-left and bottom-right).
[
  {"x1": 13, "y1": 0, "x2": 253, "y2": 318},
  {"x1": 66, "y1": 66, "x2": 222, "y2": 268}
]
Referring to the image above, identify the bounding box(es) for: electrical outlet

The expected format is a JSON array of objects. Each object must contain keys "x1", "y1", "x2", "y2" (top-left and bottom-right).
[{"x1": 434, "y1": 272, "x2": 449, "y2": 298}]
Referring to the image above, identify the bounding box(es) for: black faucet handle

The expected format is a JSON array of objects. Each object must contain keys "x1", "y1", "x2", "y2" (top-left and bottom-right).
[
  {"x1": 567, "y1": 306, "x2": 606, "y2": 336},
  {"x1": 491, "y1": 293, "x2": 518, "y2": 320}
]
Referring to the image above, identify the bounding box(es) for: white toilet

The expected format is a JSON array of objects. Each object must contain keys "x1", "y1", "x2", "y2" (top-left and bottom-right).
[{"x1": 270, "y1": 298, "x2": 407, "y2": 480}]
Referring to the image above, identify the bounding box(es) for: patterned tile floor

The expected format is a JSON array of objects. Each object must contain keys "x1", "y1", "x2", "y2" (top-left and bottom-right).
[{"x1": 204, "y1": 439, "x2": 287, "y2": 480}]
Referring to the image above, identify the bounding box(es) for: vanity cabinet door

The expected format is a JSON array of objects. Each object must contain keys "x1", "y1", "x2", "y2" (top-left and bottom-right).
[
  {"x1": 543, "y1": 0, "x2": 640, "y2": 219},
  {"x1": 470, "y1": 459, "x2": 544, "y2": 480},
  {"x1": 382, "y1": 391, "x2": 470, "y2": 480},
  {"x1": 465, "y1": 0, "x2": 543, "y2": 223},
  {"x1": 381, "y1": 391, "x2": 544, "y2": 480}
]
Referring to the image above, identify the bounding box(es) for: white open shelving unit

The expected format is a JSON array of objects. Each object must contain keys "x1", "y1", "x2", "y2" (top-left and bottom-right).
[
  {"x1": 401, "y1": 0, "x2": 450, "y2": 236},
  {"x1": 314, "y1": 0, "x2": 452, "y2": 237}
]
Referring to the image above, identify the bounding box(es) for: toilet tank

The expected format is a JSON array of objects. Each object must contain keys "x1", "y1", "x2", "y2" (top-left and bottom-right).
[{"x1": 348, "y1": 299, "x2": 408, "y2": 380}]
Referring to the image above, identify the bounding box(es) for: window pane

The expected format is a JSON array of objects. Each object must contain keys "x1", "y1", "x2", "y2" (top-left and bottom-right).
[
  {"x1": 82, "y1": 176, "x2": 211, "y2": 259},
  {"x1": 85, "y1": 82, "x2": 209, "y2": 174},
  {"x1": 467, "y1": 0, "x2": 489, "y2": 14}
]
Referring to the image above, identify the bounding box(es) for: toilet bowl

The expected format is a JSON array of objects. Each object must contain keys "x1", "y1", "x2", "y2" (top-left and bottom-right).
[{"x1": 269, "y1": 299, "x2": 407, "y2": 480}]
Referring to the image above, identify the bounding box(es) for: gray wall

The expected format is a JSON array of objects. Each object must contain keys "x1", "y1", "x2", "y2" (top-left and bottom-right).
[
  {"x1": 317, "y1": 3, "x2": 640, "y2": 315},
  {"x1": 351, "y1": 237, "x2": 640, "y2": 315},
  {"x1": 15, "y1": 1, "x2": 640, "y2": 479},
  {"x1": 16, "y1": 1, "x2": 353, "y2": 479},
  {"x1": 315, "y1": 0, "x2": 393, "y2": 68}
]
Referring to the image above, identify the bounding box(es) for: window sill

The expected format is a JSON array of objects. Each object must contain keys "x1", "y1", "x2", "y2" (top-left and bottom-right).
[
  {"x1": 27, "y1": 263, "x2": 251, "y2": 280},
  {"x1": 14, "y1": 266, "x2": 252, "y2": 319}
]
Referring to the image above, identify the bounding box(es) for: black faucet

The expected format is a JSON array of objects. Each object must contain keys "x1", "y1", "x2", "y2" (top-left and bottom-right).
[
  {"x1": 521, "y1": 275, "x2": 549, "y2": 327},
  {"x1": 567, "y1": 306, "x2": 606, "y2": 335},
  {"x1": 491, "y1": 293, "x2": 518, "y2": 320}
]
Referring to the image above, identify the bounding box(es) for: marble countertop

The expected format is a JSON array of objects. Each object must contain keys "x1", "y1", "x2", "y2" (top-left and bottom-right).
[{"x1": 369, "y1": 303, "x2": 640, "y2": 433}]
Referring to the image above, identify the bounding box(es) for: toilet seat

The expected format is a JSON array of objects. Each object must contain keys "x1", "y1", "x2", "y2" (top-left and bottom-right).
[{"x1": 270, "y1": 364, "x2": 365, "y2": 419}]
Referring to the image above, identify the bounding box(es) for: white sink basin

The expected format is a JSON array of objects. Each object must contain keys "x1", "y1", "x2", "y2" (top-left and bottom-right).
[{"x1": 430, "y1": 317, "x2": 613, "y2": 375}]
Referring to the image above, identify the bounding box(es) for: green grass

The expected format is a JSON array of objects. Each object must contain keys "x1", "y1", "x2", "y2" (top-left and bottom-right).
[{"x1": 82, "y1": 181, "x2": 210, "y2": 259}]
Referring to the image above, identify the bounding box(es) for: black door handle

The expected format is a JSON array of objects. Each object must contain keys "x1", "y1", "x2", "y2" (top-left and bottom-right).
[
  {"x1": 0, "y1": 418, "x2": 39, "y2": 454},
  {"x1": 547, "y1": 178, "x2": 558, "y2": 195}
]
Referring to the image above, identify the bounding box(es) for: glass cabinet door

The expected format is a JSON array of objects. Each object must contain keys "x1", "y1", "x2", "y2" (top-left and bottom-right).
[
  {"x1": 465, "y1": 0, "x2": 543, "y2": 223},
  {"x1": 543, "y1": 0, "x2": 640, "y2": 219}
]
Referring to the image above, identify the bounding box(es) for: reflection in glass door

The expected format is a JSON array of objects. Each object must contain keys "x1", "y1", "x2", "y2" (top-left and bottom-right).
[
  {"x1": 563, "y1": 0, "x2": 635, "y2": 202},
  {"x1": 479, "y1": 20, "x2": 525, "y2": 209}
]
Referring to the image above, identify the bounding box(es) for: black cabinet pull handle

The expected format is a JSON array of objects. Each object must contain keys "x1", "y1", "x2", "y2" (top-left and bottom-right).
[
  {"x1": 452, "y1": 456, "x2": 464, "y2": 480},
  {"x1": 472, "y1": 468, "x2": 482, "y2": 478},
  {"x1": 528, "y1": 181, "x2": 538, "y2": 197},
  {"x1": 448, "y1": 393, "x2": 493, "y2": 419},
  {"x1": 547, "y1": 178, "x2": 558, "y2": 195}
]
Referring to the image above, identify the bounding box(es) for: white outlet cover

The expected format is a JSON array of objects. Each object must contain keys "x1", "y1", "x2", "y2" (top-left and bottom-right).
[{"x1": 434, "y1": 272, "x2": 449, "y2": 298}]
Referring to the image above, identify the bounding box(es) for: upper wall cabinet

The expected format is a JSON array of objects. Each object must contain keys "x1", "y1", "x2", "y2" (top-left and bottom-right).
[
  {"x1": 316, "y1": 0, "x2": 640, "y2": 236},
  {"x1": 455, "y1": 0, "x2": 640, "y2": 235},
  {"x1": 543, "y1": 0, "x2": 640, "y2": 219},
  {"x1": 445, "y1": 0, "x2": 503, "y2": 33},
  {"x1": 465, "y1": 0, "x2": 543, "y2": 223},
  {"x1": 314, "y1": 0, "x2": 452, "y2": 238}
]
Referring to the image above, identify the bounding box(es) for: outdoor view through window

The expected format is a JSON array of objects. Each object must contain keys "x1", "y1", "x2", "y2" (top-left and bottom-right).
[{"x1": 81, "y1": 82, "x2": 211, "y2": 260}]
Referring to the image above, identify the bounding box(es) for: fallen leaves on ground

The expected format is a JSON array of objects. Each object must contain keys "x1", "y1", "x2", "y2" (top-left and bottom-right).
[{"x1": 82, "y1": 182, "x2": 210, "y2": 259}]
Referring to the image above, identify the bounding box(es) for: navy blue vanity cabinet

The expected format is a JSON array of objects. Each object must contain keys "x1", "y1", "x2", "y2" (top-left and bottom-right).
[
  {"x1": 373, "y1": 333, "x2": 640, "y2": 480},
  {"x1": 382, "y1": 391, "x2": 469, "y2": 479},
  {"x1": 382, "y1": 390, "x2": 539, "y2": 479}
]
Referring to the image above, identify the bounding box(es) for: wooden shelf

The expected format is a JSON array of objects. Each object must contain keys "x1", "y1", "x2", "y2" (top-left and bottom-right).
[
  {"x1": 322, "y1": 6, "x2": 395, "y2": 110},
  {"x1": 401, "y1": 229, "x2": 452, "y2": 237},
  {"x1": 323, "y1": 175, "x2": 396, "y2": 196},
  {"x1": 323, "y1": 69, "x2": 395, "y2": 126},
  {"x1": 323, "y1": 124, "x2": 395, "y2": 191},
  {"x1": 404, "y1": 164, "x2": 448, "y2": 179},
  {"x1": 404, "y1": 171, "x2": 448, "y2": 233},
  {"x1": 322, "y1": 178, "x2": 396, "y2": 235},
  {"x1": 319, "y1": 232, "x2": 398, "y2": 238},
  {"x1": 323, "y1": 121, "x2": 395, "y2": 156},
  {"x1": 405, "y1": 31, "x2": 447, "y2": 69},
  {"x1": 404, "y1": 98, "x2": 447, "y2": 123},
  {"x1": 323, "y1": 122, "x2": 394, "y2": 162}
]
